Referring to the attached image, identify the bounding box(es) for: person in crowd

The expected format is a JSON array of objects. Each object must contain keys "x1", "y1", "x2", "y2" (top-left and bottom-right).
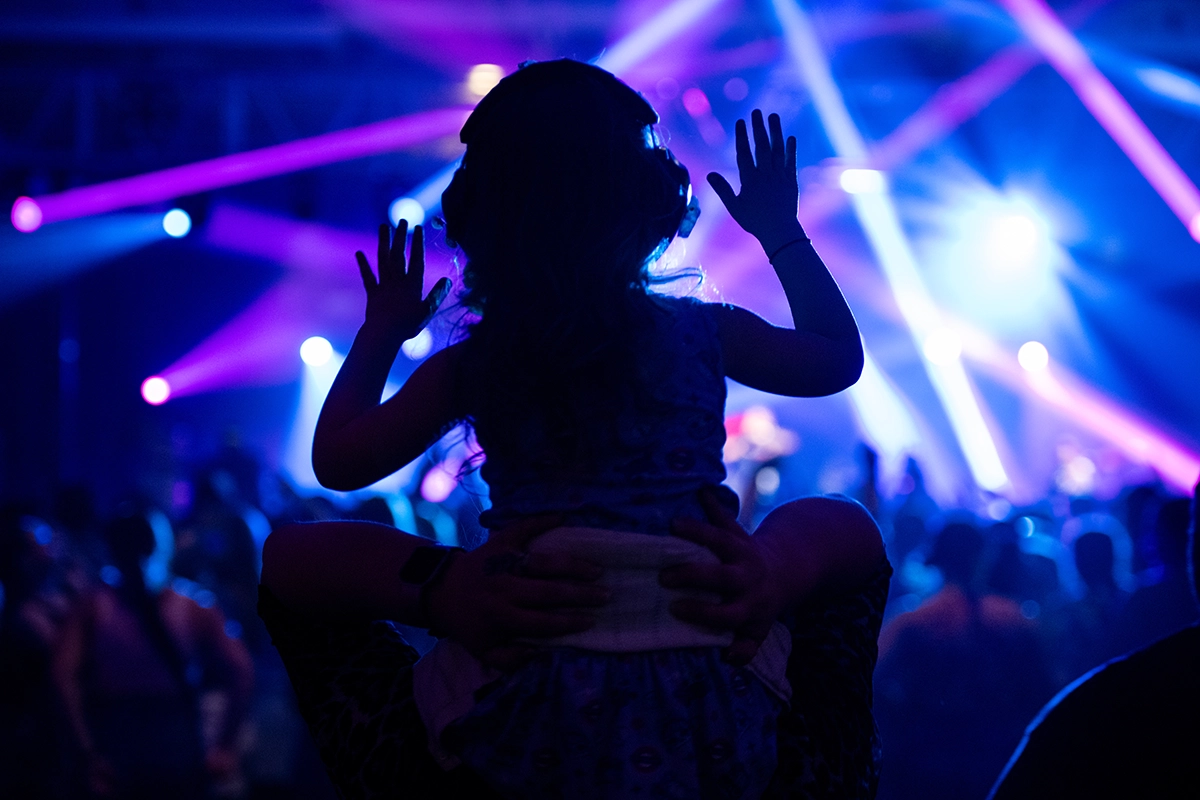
[
  {"x1": 1059, "y1": 530, "x2": 1130, "y2": 681},
  {"x1": 261, "y1": 58, "x2": 888, "y2": 799},
  {"x1": 875, "y1": 520, "x2": 1054, "y2": 800},
  {"x1": 1114, "y1": 496, "x2": 1199, "y2": 653},
  {"x1": 53, "y1": 506, "x2": 253, "y2": 799},
  {"x1": 0, "y1": 506, "x2": 76, "y2": 797},
  {"x1": 990, "y1": 481, "x2": 1200, "y2": 798}
]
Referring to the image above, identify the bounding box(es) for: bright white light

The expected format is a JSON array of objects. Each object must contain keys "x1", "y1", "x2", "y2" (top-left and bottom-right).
[
  {"x1": 162, "y1": 209, "x2": 191, "y2": 238},
  {"x1": 983, "y1": 213, "x2": 1040, "y2": 269},
  {"x1": 401, "y1": 328, "x2": 433, "y2": 360},
  {"x1": 141, "y1": 376, "x2": 171, "y2": 405},
  {"x1": 839, "y1": 168, "x2": 886, "y2": 194},
  {"x1": 1191, "y1": 211, "x2": 1200, "y2": 243},
  {"x1": 389, "y1": 197, "x2": 425, "y2": 228},
  {"x1": 467, "y1": 64, "x2": 504, "y2": 97},
  {"x1": 922, "y1": 328, "x2": 962, "y2": 365},
  {"x1": 300, "y1": 336, "x2": 333, "y2": 366},
  {"x1": 1018, "y1": 341, "x2": 1050, "y2": 372}
]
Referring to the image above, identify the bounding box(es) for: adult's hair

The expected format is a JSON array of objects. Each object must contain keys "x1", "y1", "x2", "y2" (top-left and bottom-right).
[{"x1": 445, "y1": 60, "x2": 692, "y2": 467}]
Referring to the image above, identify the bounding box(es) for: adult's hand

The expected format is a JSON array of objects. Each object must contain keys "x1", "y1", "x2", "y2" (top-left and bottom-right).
[
  {"x1": 426, "y1": 516, "x2": 610, "y2": 671},
  {"x1": 661, "y1": 488, "x2": 787, "y2": 666}
]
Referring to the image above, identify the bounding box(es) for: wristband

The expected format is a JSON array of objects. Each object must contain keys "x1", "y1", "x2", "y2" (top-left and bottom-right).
[{"x1": 767, "y1": 236, "x2": 810, "y2": 263}]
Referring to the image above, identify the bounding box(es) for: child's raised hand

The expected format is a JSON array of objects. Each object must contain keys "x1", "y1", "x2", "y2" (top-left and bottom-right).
[
  {"x1": 707, "y1": 109, "x2": 805, "y2": 253},
  {"x1": 355, "y1": 221, "x2": 452, "y2": 343}
]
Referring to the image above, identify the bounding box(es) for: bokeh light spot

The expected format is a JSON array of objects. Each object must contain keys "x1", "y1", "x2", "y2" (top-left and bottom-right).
[
  {"x1": 723, "y1": 77, "x2": 749, "y2": 101},
  {"x1": 1018, "y1": 341, "x2": 1050, "y2": 372},
  {"x1": 838, "y1": 168, "x2": 885, "y2": 194},
  {"x1": 389, "y1": 197, "x2": 425, "y2": 228},
  {"x1": 467, "y1": 64, "x2": 504, "y2": 97}
]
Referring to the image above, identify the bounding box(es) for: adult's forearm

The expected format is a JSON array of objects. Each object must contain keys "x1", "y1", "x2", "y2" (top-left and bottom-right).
[{"x1": 260, "y1": 521, "x2": 430, "y2": 624}]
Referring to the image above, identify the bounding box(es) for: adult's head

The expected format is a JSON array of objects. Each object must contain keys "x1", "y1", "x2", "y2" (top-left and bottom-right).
[
  {"x1": 930, "y1": 521, "x2": 985, "y2": 589},
  {"x1": 1073, "y1": 531, "x2": 1116, "y2": 592}
]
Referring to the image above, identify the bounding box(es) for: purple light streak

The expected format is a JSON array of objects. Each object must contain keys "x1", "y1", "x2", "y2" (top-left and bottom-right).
[
  {"x1": 12, "y1": 107, "x2": 471, "y2": 232},
  {"x1": 999, "y1": 0, "x2": 1200, "y2": 242}
]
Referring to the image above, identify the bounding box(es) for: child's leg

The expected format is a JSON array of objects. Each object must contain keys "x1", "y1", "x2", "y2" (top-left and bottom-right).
[{"x1": 753, "y1": 495, "x2": 885, "y2": 601}]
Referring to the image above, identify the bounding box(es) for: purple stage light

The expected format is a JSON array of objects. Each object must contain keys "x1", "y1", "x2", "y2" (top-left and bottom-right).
[
  {"x1": 11, "y1": 107, "x2": 471, "y2": 231},
  {"x1": 11, "y1": 196, "x2": 42, "y2": 232},
  {"x1": 141, "y1": 376, "x2": 171, "y2": 405},
  {"x1": 1000, "y1": 0, "x2": 1200, "y2": 242}
]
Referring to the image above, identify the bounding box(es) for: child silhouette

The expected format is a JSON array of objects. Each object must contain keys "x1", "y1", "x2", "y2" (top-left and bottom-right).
[{"x1": 262, "y1": 59, "x2": 887, "y2": 799}]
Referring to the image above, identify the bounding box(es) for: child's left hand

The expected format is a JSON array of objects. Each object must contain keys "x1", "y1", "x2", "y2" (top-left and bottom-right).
[{"x1": 355, "y1": 221, "x2": 452, "y2": 343}]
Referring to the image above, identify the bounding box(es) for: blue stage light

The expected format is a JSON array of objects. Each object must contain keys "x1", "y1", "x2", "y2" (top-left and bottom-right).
[{"x1": 163, "y1": 208, "x2": 191, "y2": 237}]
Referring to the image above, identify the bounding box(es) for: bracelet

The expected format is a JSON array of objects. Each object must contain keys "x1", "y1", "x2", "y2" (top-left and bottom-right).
[{"x1": 767, "y1": 236, "x2": 811, "y2": 263}]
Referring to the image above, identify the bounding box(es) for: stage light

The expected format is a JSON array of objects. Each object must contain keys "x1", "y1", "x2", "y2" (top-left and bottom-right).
[
  {"x1": 1018, "y1": 341, "x2": 1049, "y2": 372},
  {"x1": 162, "y1": 208, "x2": 191, "y2": 238},
  {"x1": 141, "y1": 376, "x2": 171, "y2": 405},
  {"x1": 1000, "y1": 0, "x2": 1200, "y2": 242},
  {"x1": 401, "y1": 329, "x2": 433, "y2": 360},
  {"x1": 11, "y1": 196, "x2": 42, "y2": 232},
  {"x1": 467, "y1": 64, "x2": 504, "y2": 97},
  {"x1": 299, "y1": 336, "x2": 333, "y2": 367},
  {"x1": 838, "y1": 168, "x2": 885, "y2": 195},
  {"x1": 388, "y1": 197, "x2": 425, "y2": 228},
  {"x1": 922, "y1": 328, "x2": 962, "y2": 365},
  {"x1": 983, "y1": 213, "x2": 1040, "y2": 270}
]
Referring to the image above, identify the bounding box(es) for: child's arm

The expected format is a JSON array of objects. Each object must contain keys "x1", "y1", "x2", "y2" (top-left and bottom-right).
[
  {"x1": 312, "y1": 222, "x2": 457, "y2": 491},
  {"x1": 707, "y1": 109, "x2": 863, "y2": 397}
]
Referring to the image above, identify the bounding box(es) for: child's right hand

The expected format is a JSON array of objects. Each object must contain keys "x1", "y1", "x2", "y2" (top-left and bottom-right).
[
  {"x1": 707, "y1": 109, "x2": 807, "y2": 255},
  {"x1": 355, "y1": 221, "x2": 452, "y2": 344}
]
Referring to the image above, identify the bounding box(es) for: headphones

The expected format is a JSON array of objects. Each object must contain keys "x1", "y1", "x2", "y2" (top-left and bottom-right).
[{"x1": 442, "y1": 60, "x2": 699, "y2": 248}]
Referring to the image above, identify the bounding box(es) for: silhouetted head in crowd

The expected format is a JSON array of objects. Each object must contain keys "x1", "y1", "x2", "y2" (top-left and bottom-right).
[
  {"x1": 930, "y1": 521, "x2": 985, "y2": 589},
  {"x1": 105, "y1": 507, "x2": 157, "y2": 573},
  {"x1": 1074, "y1": 531, "x2": 1116, "y2": 592}
]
